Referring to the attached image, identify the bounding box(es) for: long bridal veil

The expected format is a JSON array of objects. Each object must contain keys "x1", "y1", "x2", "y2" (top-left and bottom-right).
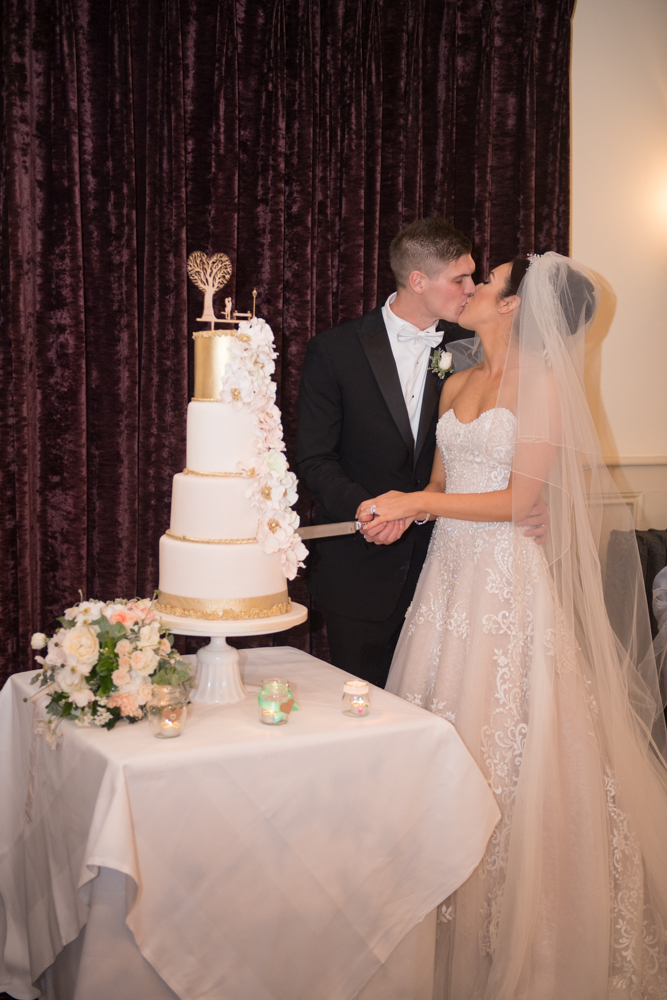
[{"x1": 480, "y1": 252, "x2": 667, "y2": 996}]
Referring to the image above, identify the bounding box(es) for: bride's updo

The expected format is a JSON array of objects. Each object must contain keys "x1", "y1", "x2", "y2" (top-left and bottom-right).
[{"x1": 501, "y1": 255, "x2": 597, "y2": 336}]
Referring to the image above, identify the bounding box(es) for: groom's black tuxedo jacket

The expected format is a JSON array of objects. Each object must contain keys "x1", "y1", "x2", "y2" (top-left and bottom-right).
[{"x1": 297, "y1": 306, "x2": 460, "y2": 621}]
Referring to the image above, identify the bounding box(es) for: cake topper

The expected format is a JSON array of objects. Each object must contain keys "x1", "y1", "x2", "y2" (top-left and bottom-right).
[{"x1": 186, "y1": 251, "x2": 257, "y2": 329}]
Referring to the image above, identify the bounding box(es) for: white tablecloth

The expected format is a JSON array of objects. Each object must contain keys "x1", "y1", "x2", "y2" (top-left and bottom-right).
[{"x1": 0, "y1": 646, "x2": 499, "y2": 1000}]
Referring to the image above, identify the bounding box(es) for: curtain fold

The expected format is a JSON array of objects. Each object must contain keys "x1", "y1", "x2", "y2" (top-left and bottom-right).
[{"x1": 0, "y1": 0, "x2": 575, "y2": 681}]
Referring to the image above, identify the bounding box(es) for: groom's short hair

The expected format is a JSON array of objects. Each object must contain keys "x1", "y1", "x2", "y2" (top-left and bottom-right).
[{"x1": 390, "y1": 218, "x2": 473, "y2": 288}]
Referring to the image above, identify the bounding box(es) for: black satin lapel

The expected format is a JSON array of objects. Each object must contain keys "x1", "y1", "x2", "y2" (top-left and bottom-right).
[
  {"x1": 415, "y1": 368, "x2": 442, "y2": 464},
  {"x1": 358, "y1": 316, "x2": 414, "y2": 456},
  {"x1": 414, "y1": 332, "x2": 446, "y2": 464}
]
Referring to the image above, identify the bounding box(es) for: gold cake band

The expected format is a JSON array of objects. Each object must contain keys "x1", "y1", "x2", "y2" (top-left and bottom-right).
[
  {"x1": 166, "y1": 529, "x2": 256, "y2": 545},
  {"x1": 156, "y1": 591, "x2": 291, "y2": 620},
  {"x1": 182, "y1": 468, "x2": 247, "y2": 477}
]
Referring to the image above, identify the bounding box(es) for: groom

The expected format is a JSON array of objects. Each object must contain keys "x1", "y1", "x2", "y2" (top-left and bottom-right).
[{"x1": 296, "y1": 218, "x2": 542, "y2": 686}]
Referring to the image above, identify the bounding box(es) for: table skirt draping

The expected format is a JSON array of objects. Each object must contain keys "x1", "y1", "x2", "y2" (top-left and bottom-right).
[{"x1": 0, "y1": 646, "x2": 500, "y2": 1000}]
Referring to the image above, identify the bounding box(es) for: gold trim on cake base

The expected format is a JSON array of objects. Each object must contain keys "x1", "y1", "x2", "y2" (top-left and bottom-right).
[
  {"x1": 165, "y1": 529, "x2": 256, "y2": 545},
  {"x1": 155, "y1": 591, "x2": 291, "y2": 620}
]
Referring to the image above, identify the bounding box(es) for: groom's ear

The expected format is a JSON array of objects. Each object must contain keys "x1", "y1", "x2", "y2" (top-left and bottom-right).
[
  {"x1": 408, "y1": 270, "x2": 428, "y2": 295},
  {"x1": 498, "y1": 294, "x2": 521, "y2": 315}
]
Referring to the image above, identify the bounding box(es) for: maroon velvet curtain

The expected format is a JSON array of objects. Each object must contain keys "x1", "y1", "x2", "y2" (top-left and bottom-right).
[{"x1": 0, "y1": 0, "x2": 575, "y2": 682}]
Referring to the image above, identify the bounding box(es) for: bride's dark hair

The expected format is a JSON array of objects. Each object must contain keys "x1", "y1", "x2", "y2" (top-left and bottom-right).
[{"x1": 500, "y1": 257, "x2": 531, "y2": 299}]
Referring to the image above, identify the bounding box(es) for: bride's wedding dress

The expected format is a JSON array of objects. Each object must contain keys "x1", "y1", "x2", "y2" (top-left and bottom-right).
[{"x1": 387, "y1": 405, "x2": 667, "y2": 999}]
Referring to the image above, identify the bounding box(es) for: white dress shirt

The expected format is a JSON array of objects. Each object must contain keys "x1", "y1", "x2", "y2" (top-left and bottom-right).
[{"x1": 381, "y1": 293, "x2": 441, "y2": 443}]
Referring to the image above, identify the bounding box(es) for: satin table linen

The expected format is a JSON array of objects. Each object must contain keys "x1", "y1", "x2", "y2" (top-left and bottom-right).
[{"x1": 0, "y1": 646, "x2": 500, "y2": 1000}]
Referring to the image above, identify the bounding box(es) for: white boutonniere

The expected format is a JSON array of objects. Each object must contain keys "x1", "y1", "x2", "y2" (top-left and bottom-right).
[{"x1": 429, "y1": 348, "x2": 454, "y2": 379}]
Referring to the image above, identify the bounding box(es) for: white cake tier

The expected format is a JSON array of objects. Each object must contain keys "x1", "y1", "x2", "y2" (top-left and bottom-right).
[
  {"x1": 186, "y1": 401, "x2": 257, "y2": 473},
  {"x1": 157, "y1": 534, "x2": 288, "y2": 620},
  {"x1": 169, "y1": 473, "x2": 258, "y2": 540}
]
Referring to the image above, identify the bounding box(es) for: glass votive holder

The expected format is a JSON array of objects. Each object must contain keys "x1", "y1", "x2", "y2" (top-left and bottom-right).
[
  {"x1": 258, "y1": 678, "x2": 297, "y2": 726},
  {"x1": 147, "y1": 684, "x2": 187, "y2": 739},
  {"x1": 342, "y1": 679, "x2": 371, "y2": 717}
]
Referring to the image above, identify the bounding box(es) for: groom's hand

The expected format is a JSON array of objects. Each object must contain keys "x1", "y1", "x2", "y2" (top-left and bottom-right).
[
  {"x1": 516, "y1": 496, "x2": 549, "y2": 544},
  {"x1": 358, "y1": 517, "x2": 406, "y2": 545},
  {"x1": 356, "y1": 507, "x2": 407, "y2": 545}
]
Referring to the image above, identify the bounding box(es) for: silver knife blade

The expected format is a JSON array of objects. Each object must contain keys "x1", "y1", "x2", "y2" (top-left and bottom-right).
[{"x1": 297, "y1": 520, "x2": 361, "y2": 540}]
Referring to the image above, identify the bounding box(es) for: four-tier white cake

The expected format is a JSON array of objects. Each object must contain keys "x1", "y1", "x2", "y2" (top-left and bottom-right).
[{"x1": 156, "y1": 289, "x2": 307, "y2": 621}]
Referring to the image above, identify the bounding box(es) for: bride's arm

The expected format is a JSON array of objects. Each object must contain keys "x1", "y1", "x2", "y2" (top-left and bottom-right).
[
  {"x1": 360, "y1": 442, "x2": 556, "y2": 525},
  {"x1": 361, "y1": 377, "x2": 561, "y2": 526}
]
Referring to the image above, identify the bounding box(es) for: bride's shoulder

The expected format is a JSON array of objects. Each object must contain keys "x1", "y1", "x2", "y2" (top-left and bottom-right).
[{"x1": 439, "y1": 365, "x2": 481, "y2": 413}]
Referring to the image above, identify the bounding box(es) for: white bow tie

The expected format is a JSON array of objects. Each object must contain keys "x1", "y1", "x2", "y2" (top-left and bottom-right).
[{"x1": 395, "y1": 325, "x2": 442, "y2": 349}]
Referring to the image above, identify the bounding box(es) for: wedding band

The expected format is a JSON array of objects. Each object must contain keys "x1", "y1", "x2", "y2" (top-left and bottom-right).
[{"x1": 370, "y1": 505, "x2": 377, "y2": 515}]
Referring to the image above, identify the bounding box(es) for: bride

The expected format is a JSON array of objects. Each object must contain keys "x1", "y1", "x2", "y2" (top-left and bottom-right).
[{"x1": 357, "y1": 253, "x2": 667, "y2": 998}]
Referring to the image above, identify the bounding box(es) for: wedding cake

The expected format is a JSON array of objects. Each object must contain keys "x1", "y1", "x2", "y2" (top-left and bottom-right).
[{"x1": 156, "y1": 254, "x2": 307, "y2": 621}]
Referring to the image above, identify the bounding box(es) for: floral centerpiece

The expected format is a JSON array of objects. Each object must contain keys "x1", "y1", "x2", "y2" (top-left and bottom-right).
[{"x1": 29, "y1": 597, "x2": 191, "y2": 742}]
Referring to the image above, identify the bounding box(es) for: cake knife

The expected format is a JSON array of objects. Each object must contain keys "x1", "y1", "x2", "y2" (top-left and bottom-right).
[{"x1": 297, "y1": 520, "x2": 362, "y2": 540}]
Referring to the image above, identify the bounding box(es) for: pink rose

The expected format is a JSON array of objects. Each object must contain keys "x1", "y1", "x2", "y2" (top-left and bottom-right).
[
  {"x1": 107, "y1": 692, "x2": 142, "y2": 718},
  {"x1": 115, "y1": 638, "x2": 131, "y2": 656},
  {"x1": 118, "y1": 655, "x2": 131, "y2": 670},
  {"x1": 112, "y1": 669, "x2": 131, "y2": 688},
  {"x1": 130, "y1": 650, "x2": 147, "y2": 671}
]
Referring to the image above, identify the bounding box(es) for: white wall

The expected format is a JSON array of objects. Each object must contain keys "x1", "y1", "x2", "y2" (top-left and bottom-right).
[{"x1": 571, "y1": 0, "x2": 667, "y2": 528}]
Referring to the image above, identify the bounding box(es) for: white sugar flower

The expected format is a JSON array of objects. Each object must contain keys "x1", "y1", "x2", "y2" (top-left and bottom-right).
[
  {"x1": 265, "y1": 449, "x2": 289, "y2": 478},
  {"x1": 281, "y1": 471, "x2": 298, "y2": 507},
  {"x1": 61, "y1": 626, "x2": 100, "y2": 674},
  {"x1": 281, "y1": 538, "x2": 308, "y2": 579},
  {"x1": 31, "y1": 632, "x2": 48, "y2": 650},
  {"x1": 256, "y1": 509, "x2": 296, "y2": 553},
  {"x1": 220, "y1": 367, "x2": 255, "y2": 408}
]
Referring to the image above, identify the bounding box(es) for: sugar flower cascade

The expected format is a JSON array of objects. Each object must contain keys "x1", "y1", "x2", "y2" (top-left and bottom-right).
[{"x1": 221, "y1": 317, "x2": 308, "y2": 579}]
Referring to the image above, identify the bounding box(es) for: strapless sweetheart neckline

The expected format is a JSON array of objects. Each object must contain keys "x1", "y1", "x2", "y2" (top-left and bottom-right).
[{"x1": 440, "y1": 406, "x2": 517, "y2": 427}]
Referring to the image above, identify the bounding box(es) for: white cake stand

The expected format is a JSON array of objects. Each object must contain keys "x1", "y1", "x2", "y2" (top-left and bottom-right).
[{"x1": 157, "y1": 603, "x2": 308, "y2": 706}]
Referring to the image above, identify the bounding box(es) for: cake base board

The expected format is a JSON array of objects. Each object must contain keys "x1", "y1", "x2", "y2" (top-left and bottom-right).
[{"x1": 157, "y1": 602, "x2": 307, "y2": 638}]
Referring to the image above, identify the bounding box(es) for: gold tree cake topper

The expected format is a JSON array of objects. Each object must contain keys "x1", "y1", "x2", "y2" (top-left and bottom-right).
[{"x1": 186, "y1": 251, "x2": 256, "y2": 328}]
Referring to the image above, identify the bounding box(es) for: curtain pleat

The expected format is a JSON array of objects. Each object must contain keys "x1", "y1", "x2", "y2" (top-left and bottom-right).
[{"x1": 0, "y1": 0, "x2": 575, "y2": 681}]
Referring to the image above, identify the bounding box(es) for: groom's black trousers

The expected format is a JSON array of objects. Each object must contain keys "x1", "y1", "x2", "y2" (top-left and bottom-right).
[{"x1": 323, "y1": 544, "x2": 426, "y2": 689}]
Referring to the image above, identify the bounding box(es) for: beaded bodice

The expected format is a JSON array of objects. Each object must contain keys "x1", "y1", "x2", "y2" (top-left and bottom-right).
[{"x1": 436, "y1": 407, "x2": 516, "y2": 496}]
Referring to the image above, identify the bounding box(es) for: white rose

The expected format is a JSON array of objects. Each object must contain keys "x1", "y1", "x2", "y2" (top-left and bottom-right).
[
  {"x1": 438, "y1": 352, "x2": 453, "y2": 371},
  {"x1": 61, "y1": 626, "x2": 100, "y2": 674},
  {"x1": 138, "y1": 622, "x2": 160, "y2": 649},
  {"x1": 31, "y1": 632, "x2": 48, "y2": 650},
  {"x1": 136, "y1": 681, "x2": 153, "y2": 706}
]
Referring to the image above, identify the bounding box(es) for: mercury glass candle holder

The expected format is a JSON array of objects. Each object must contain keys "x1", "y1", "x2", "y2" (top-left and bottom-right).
[
  {"x1": 147, "y1": 684, "x2": 187, "y2": 739},
  {"x1": 342, "y1": 679, "x2": 371, "y2": 717}
]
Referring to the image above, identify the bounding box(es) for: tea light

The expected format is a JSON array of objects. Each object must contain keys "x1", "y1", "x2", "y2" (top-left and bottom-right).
[
  {"x1": 342, "y1": 680, "x2": 371, "y2": 717},
  {"x1": 258, "y1": 678, "x2": 298, "y2": 726}
]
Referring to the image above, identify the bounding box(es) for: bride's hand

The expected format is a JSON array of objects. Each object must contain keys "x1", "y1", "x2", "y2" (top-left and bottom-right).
[
  {"x1": 515, "y1": 496, "x2": 549, "y2": 544},
  {"x1": 357, "y1": 491, "x2": 423, "y2": 525}
]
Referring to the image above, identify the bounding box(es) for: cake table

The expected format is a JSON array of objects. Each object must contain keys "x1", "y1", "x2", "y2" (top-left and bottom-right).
[{"x1": 158, "y1": 602, "x2": 308, "y2": 705}]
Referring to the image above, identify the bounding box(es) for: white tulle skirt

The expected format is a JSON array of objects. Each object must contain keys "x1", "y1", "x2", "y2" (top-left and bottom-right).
[{"x1": 387, "y1": 517, "x2": 667, "y2": 999}]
